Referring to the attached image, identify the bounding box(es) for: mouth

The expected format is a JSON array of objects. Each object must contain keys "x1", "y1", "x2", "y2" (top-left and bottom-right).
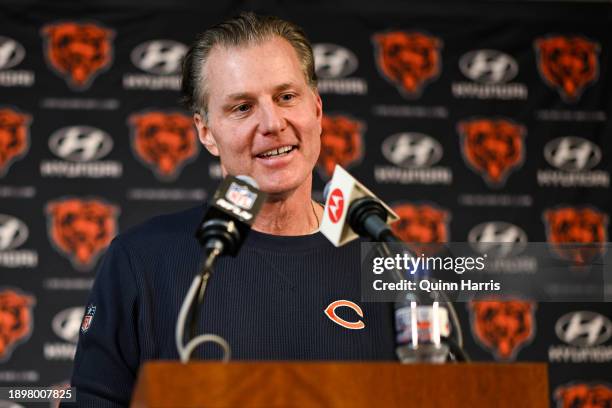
[{"x1": 255, "y1": 145, "x2": 298, "y2": 159}]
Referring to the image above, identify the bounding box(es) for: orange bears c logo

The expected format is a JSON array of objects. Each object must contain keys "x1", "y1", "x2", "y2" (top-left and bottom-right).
[
  {"x1": 0, "y1": 288, "x2": 35, "y2": 362},
  {"x1": 555, "y1": 382, "x2": 612, "y2": 408},
  {"x1": 391, "y1": 203, "x2": 449, "y2": 256},
  {"x1": 535, "y1": 36, "x2": 600, "y2": 103},
  {"x1": 41, "y1": 21, "x2": 114, "y2": 90},
  {"x1": 458, "y1": 118, "x2": 525, "y2": 188},
  {"x1": 324, "y1": 300, "x2": 365, "y2": 330},
  {"x1": 46, "y1": 198, "x2": 119, "y2": 271},
  {"x1": 469, "y1": 300, "x2": 535, "y2": 361},
  {"x1": 317, "y1": 114, "x2": 364, "y2": 179},
  {"x1": 544, "y1": 206, "x2": 608, "y2": 265},
  {"x1": 129, "y1": 111, "x2": 199, "y2": 181},
  {"x1": 0, "y1": 107, "x2": 31, "y2": 177},
  {"x1": 373, "y1": 31, "x2": 442, "y2": 98}
]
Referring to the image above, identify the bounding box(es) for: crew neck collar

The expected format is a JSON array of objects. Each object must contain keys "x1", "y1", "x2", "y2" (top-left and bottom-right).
[{"x1": 242, "y1": 228, "x2": 330, "y2": 252}]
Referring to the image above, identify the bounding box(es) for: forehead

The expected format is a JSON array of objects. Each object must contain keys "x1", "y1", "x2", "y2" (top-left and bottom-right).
[{"x1": 203, "y1": 36, "x2": 307, "y2": 102}]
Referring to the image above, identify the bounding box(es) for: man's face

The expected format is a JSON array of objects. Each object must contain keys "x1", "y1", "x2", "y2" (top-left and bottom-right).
[{"x1": 195, "y1": 36, "x2": 322, "y2": 195}]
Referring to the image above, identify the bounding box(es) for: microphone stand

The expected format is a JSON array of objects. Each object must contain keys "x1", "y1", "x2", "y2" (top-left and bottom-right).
[
  {"x1": 175, "y1": 175, "x2": 264, "y2": 363},
  {"x1": 189, "y1": 243, "x2": 223, "y2": 340},
  {"x1": 176, "y1": 221, "x2": 240, "y2": 363}
]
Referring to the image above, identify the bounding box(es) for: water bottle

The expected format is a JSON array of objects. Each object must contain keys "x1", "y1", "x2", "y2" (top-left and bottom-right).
[{"x1": 394, "y1": 280, "x2": 451, "y2": 363}]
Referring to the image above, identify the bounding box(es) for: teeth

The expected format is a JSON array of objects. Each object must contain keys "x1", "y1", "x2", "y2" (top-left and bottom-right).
[{"x1": 260, "y1": 145, "x2": 294, "y2": 158}]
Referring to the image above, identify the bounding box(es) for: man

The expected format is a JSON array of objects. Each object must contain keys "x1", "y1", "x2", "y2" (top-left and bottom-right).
[
  {"x1": 66, "y1": 12, "x2": 395, "y2": 407},
  {"x1": 184, "y1": 12, "x2": 323, "y2": 236}
]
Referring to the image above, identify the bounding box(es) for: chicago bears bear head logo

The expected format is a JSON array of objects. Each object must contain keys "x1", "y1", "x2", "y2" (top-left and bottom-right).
[
  {"x1": 469, "y1": 299, "x2": 535, "y2": 361},
  {"x1": 373, "y1": 31, "x2": 442, "y2": 98},
  {"x1": 317, "y1": 114, "x2": 364, "y2": 179},
  {"x1": 41, "y1": 21, "x2": 114, "y2": 90},
  {"x1": 129, "y1": 111, "x2": 199, "y2": 181},
  {"x1": 46, "y1": 198, "x2": 118, "y2": 271},
  {"x1": 535, "y1": 36, "x2": 600, "y2": 103},
  {"x1": 555, "y1": 383, "x2": 612, "y2": 408},
  {"x1": 458, "y1": 118, "x2": 525, "y2": 188},
  {"x1": 544, "y1": 206, "x2": 608, "y2": 265},
  {"x1": 391, "y1": 203, "x2": 449, "y2": 256},
  {"x1": 0, "y1": 108, "x2": 31, "y2": 177},
  {"x1": 0, "y1": 288, "x2": 35, "y2": 362}
]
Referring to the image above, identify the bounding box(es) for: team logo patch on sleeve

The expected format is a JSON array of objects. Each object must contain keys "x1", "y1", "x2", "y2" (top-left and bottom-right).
[
  {"x1": 534, "y1": 35, "x2": 600, "y2": 103},
  {"x1": 317, "y1": 114, "x2": 364, "y2": 179},
  {"x1": 41, "y1": 21, "x2": 114, "y2": 90},
  {"x1": 80, "y1": 304, "x2": 96, "y2": 333},
  {"x1": 372, "y1": 31, "x2": 442, "y2": 98}
]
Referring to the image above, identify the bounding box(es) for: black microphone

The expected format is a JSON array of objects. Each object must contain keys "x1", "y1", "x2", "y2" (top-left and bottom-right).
[
  {"x1": 195, "y1": 175, "x2": 266, "y2": 256},
  {"x1": 322, "y1": 176, "x2": 401, "y2": 244},
  {"x1": 346, "y1": 196, "x2": 400, "y2": 243},
  {"x1": 187, "y1": 175, "x2": 267, "y2": 343}
]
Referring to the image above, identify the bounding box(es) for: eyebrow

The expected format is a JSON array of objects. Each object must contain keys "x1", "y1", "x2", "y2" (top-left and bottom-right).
[
  {"x1": 223, "y1": 83, "x2": 297, "y2": 103},
  {"x1": 273, "y1": 83, "x2": 295, "y2": 93}
]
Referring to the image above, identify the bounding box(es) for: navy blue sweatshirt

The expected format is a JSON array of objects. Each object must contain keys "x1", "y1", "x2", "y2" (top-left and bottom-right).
[{"x1": 64, "y1": 205, "x2": 396, "y2": 407}]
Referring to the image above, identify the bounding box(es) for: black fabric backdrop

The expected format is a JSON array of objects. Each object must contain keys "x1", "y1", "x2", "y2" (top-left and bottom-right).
[{"x1": 0, "y1": 1, "x2": 611, "y2": 406}]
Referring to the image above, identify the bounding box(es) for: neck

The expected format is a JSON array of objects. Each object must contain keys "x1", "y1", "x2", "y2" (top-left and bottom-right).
[{"x1": 252, "y1": 179, "x2": 323, "y2": 236}]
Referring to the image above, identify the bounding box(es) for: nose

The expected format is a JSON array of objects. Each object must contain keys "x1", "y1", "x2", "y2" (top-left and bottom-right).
[{"x1": 257, "y1": 100, "x2": 286, "y2": 135}]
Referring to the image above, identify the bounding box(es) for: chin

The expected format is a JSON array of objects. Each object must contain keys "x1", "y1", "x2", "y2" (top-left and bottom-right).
[
  {"x1": 258, "y1": 172, "x2": 311, "y2": 196},
  {"x1": 260, "y1": 181, "x2": 300, "y2": 196}
]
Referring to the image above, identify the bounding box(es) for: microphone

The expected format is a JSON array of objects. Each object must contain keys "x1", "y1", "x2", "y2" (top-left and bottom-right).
[
  {"x1": 195, "y1": 175, "x2": 266, "y2": 256},
  {"x1": 320, "y1": 165, "x2": 400, "y2": 246},
  {"x1": 178, "y1": 175, "x2": 266, "y2": 362}
]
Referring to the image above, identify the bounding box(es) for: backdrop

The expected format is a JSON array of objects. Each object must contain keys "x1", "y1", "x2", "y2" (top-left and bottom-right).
[{"x1": 0, "y1": 1, "x2": 610, "y2": 406}]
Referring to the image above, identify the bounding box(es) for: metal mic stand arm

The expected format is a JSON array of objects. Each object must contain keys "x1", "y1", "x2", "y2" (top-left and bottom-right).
[{"x1": 175, "y1": 242, "x2": 231, "y2": 363}]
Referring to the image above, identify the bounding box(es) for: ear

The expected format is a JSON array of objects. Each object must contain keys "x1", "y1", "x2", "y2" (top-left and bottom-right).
[
  {"x1": 313, "y1": 88, "x2": 323, "y2": 121},
  {"x1": 312, "y1": 88, "x2": 323, "y2": 135},
  {"x1": 194, "y1": 113, "x2": 219, "y2": 156}
]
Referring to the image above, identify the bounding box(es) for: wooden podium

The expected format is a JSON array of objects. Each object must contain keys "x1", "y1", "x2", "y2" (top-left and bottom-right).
[{"x1": 131, "y1": 361, "x2": 549, "y2": 407}]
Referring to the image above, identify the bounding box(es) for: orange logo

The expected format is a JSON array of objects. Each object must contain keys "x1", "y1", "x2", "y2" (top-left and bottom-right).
[
  {"x1": 129, "y1": 111, "x2": 199, "y2": 181},
  {"x1": 41, "y1": 22, "x2": 114, "y2": 90},
  {"x1": 0, "y1": 108, "x2": 31, "y2": 177},
  {"x1": 458, "y1": 118, "x2": 525, "y2": 187},
  {"x1": 324, "y1": 300, "x2": 365, "y2": 330},
  {"x1": 544, "y1": 206, "x2": 608, "y2": 264},
  {"x1": 373, "y1": 31, "x2": 442, "y2": 97},
  {"x1": 555, "y1": 383, "x2": 612, "y2": 408},
  {"x1": 535, "y1": 36, "x2": 600, "y2": 102},
  {"x1": 391, "y1": 203, "x2": 449, "y2": 256},
  {"x1": 317, "y1": 114, "x2": 364, "y2": 179},
  {"x1": 469, "y1": 300, "x2": 535, "y2": 361},
  {"x1": 46, "y1": 198, "x2": 119, "y2": 271},
  {"x1": 0, "y1": 288, "x2": 35, "y2": 362}
]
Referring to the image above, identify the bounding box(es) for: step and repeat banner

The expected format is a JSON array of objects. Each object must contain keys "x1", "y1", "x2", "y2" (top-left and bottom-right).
[{"x1": 0, "y1": 2, "x2": 610, "y2": 406}]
